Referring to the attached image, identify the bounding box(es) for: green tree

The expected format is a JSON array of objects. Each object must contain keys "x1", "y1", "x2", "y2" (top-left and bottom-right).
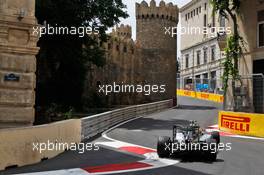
[
  {"x1": 211, "y1": 0, "x2": 244, "y2": 111},
  {"x1": 35, "y1": 0, "x2": 128, "y2": 122}
]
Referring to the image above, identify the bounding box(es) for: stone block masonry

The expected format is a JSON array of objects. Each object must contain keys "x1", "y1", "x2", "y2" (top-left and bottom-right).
[{"x1": 0, "y1": 0, "x2": 39, "y2": 128}]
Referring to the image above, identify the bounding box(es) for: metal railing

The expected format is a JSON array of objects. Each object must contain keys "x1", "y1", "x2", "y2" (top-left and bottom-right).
[
  {"x1": 177, "y1": 75, "x2": 264, "y2": 113},
  {"x1": 177, "y1": 78, "x2": 224, "y2": 95},
  {"x1": 222, "y1": 74, "x2": 264, "y2": 113}
]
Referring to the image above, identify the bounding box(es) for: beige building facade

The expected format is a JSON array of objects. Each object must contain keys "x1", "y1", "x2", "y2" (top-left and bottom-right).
[
  {"x1": 233, "y1": 0, "x2": 264, "y2": 113},
  {"x1": 179, "y1": 0, "x2": 227, "y2": 92},
  {"x1": 180, "y1": 0, "x2": 264, "y2": 113}
]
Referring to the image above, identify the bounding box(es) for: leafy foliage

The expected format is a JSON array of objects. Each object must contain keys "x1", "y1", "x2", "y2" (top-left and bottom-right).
[
  {"x1": 222, "y1": 35, "x2": 244, "y2": 92},
  {"x1": 211, "y1": 0, "x2": 240, "y2": 18},
  {"x1": 210, "y1": 0, "x2": 243, "y2": 94},
  {"x1": 35, "y1": 0, "x2": 128, "y2": 122}
]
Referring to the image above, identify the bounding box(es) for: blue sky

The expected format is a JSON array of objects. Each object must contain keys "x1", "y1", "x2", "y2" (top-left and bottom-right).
[{"x1": 119, "y1": 0, "x2": 192, "y2": 57}]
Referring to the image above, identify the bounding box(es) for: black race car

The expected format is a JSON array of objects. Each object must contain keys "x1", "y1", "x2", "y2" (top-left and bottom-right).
[{"x1": 157, "y1": 120, "x2": 220, "y2": 161}]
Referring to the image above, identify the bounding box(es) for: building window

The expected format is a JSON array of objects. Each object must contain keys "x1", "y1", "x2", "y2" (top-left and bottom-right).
[
  {"x1": 186, "y1": 14, "x2": 188, "y2": 21},
  {"x1": 197, "y1": 50, "x2": 201, "y2": 65},
  {"x1": 204, "y1": 14, "x2": 207, "y2": 27},
  {"x1": 116, "y1": 45, "x2": 119, "y2": 51},
  {"x1": 258, "y1": 10, "x2": 264, "y2": 47},
  {"x1": 196, "y1": 8, "x2": 199, "y2": 15},
  {"x1": 211, "y1": 45, "x2": 216, "y2": 61},
  {"x1": 195, "y1": 75, "x2": 201, "y2": 84},
  {"x1": 258, "y1": 22, "x2": 264, "y2": 47},
  {"x1": 204, "y1": 3, "x2": 207, "y2": 10},
  {"x1": 212, "y1": 13, "x2": 216, "y2": 32},
  {"x1": 193, "y1": 10, "x2": 195, "y2": 17},
  {"x1": 191, "y1": 11, "x2": 193, "y2": 18},
  {"x1": 188, "y1": 13, "x2": 190, "y2": 19},
  {"x1": 210, "y1": 71, "x2": 217, "y2": 90},
  {"x1": 203, "y1": 73, "x2": 208, "y2": 84},
  {"x1": 185, "y1": 54, "x2": 189, "y2": 68},
  {"x1": 203, "y1": 48, "x2": 208, "y2": 64},
  {"x1": 211, "y1": 71, "x2": 216, "y2": 78},
  {"x1": 220, "y1": 15, "x2": 226, "y2": 28},
  {"x1": 199, "y1": 6, "x2": 201, "y2": 13}
]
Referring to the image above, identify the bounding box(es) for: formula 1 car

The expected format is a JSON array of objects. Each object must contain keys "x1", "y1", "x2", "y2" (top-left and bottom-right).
[{"x1": 157, "y1": 120, "x2": 220, "y2": 161}]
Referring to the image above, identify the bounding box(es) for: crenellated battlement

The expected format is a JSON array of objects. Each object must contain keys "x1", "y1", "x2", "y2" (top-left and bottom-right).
[
  {"x1": 136, "y1": 0, "x2": 179, "y2": 22},
  {"x1": 112, "y1": 24, "x2": 132, "y2": 38},
  {"x1": 106, "y1": 25, "x2": 134, "y2": 54}
]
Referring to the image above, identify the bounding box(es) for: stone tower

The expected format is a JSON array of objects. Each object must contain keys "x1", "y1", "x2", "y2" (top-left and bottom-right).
[
  {"x1": 136, "y1": 0, "x2": 179, "y2": 101},
  {"x1": 0, "y1": 0, "x2": 39, "y2": 128}
]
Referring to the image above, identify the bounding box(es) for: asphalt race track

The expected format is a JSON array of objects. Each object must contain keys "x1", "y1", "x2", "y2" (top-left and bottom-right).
[{"x1": 1, "y1": 96, "x2": 264, "y2": 175}]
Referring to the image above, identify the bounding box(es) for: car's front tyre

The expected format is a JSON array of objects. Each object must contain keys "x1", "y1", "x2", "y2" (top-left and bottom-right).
[{"x1": 157, "y1": 136, "x2": 171, "y2": 158}]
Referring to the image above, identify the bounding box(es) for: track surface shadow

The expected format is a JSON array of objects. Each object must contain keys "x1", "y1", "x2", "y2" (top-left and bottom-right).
[
  {"x1": 170, "y1": 154, "x2": 225, "y2": 164},
  {"x1": 177, "y1": 105, "x2": 217, "y2": 110}
]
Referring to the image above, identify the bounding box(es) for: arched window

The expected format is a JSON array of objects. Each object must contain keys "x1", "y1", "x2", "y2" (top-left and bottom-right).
[
  {"x1": 131, "y1": 48, "x2": 134, "y2": 54},
  {"x1": 123, "y1": 46, "x2": 127, "y2": 53}
]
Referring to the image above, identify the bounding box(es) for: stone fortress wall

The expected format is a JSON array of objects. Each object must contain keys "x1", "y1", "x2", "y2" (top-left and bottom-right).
[{"x1": 86, "y1": 0, "x2": 179, "y2": 106}]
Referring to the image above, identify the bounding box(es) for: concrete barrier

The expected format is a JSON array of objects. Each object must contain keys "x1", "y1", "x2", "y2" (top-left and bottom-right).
[
  {"x1": 218, "y1": 111, "x2": 264, "y2": 138},
  {"x1": 177, "y1": 89, "x2": 223, "y2": 103},
  {"x1": 0, "y1": 119, "x2": 81, "y2": 170},
  {"x1": 0, "y1": 99, "x2": 173, "y2": 171},
  {"x1": 81, "y1": 100, "x2": 173, "y2": 140}
]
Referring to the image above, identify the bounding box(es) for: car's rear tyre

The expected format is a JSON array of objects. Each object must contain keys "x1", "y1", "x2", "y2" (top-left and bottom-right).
[
  {"x1": 206, "y1": 138, "x2": 218, "y2": 161},
  {"x1": 157, "y1": 136, "x2": 171, "y2": 158},
  {"x1": 208, "y1": 152, "x2": 217, "y2": 161},
  {"x1": 211, "y1": 131, "x2": 220, "y2": 145}
]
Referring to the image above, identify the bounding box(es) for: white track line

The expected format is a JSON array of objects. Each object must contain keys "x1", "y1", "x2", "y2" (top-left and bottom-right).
[
  {"x1": 97, "y1": 115, "x2": 180, "y2": 172},
  {"x1": 16, "y1": 168, "x2": 91, "y2": 175}
]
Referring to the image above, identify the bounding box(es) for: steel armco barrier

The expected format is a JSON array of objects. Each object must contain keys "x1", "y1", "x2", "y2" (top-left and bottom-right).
[{"x1": 81, "y1": 100, "x2": 173, "y2": 141}]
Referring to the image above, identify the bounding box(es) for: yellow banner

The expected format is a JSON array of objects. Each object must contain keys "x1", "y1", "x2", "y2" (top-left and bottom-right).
[
  {"x1": 177, "y1": 89, "x2": 223, "y2": 103},
  {"x1": 218, "y1": 111, "x2": 264, "y2": 138}
]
